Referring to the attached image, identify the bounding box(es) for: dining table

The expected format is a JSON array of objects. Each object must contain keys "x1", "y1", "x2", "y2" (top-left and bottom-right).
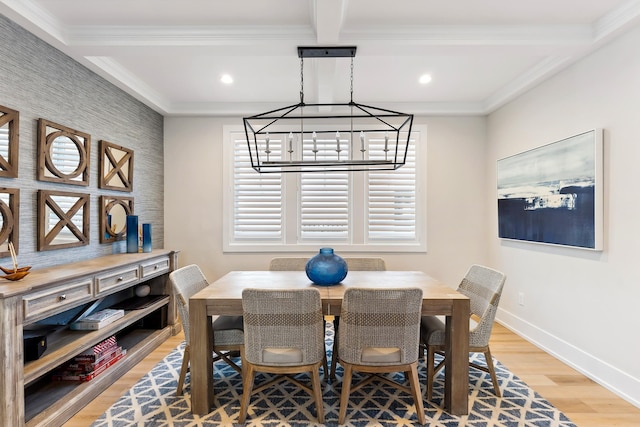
[{"x1": 188, "y1": 270, "x2": 470, "y2": 416}]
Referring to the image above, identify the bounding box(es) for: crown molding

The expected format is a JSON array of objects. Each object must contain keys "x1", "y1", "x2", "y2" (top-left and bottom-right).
[
  {"x1": 0, "y1": 0, "x2": 66, "y2": 46},
  {"x1": 593, "y1": 0, "x2": 640, "y2": 42},
  {"x1": 162, "y1": 100, "x2": 487, "y2": 117},
  {"x1": 83, "y1": 56, "x2": 172, "y2": 114}
]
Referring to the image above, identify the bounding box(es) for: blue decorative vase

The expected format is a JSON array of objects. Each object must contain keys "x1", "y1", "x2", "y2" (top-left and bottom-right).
[
  {"x1": 305, "y1": 248, "x2": 348, "y2": 286},
  {"x1": 126, "y1": 215, "x2": 139, "y2": 253},
  {"x1": 142, "y1": 223, "x2": 152, "y2": 253}
]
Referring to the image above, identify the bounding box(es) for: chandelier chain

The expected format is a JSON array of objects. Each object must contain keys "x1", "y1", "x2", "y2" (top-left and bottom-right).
[
  {"x1": 350, "y1": 56, "x2": 354, "y2": 103},
  {"x1": 300, "y1": 57, "x2": 305, "y2": 104}
]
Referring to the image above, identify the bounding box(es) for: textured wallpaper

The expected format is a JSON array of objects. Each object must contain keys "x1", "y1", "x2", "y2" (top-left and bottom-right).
[{"x1": 0, "y1": 15, "x2": 164, "y2": 269}]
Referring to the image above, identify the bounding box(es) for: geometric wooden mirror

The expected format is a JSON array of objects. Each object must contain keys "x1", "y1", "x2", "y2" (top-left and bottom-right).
[
  {"x1": 99, "y1": 140, "x2": 134, "y2": 192},
  {"x1": 0, "y1": 188, "x2": 19, "y2": 257},
  {"x1": 0, "y1": 105, "x2": 19, "y2": 178},
  {"x1": 38, "y1": 190, "x2": 90, "y2": 251},
  {"x1": 37, "y1": 119, "x2": 90, "y2": 186},
  {"x1": 100, "y1": 195, "x2": 134, "y2": 243}
]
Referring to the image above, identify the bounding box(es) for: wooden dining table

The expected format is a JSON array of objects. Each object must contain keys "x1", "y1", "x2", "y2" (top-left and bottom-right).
[{"x1": 189, "y1": 270, "x2": 470, "y2": 416}]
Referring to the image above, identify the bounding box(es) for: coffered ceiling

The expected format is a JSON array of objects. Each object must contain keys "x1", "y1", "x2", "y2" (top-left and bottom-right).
[{"x1": 2, "y1": 0, "x2": 639, "y2": 116}]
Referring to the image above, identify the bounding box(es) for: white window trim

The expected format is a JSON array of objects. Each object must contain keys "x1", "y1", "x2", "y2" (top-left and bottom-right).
[{"x1": 223, "y1": 125, "x2": 427, "y2": 253}]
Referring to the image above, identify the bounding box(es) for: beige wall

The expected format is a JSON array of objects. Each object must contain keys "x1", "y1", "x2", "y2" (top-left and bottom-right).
[
  {"x1": 487, "y1": 26, "x2": 640, "y2": 406},
  {"x1": 164, "y1": 115, "x2": 488, "y2": 286}
]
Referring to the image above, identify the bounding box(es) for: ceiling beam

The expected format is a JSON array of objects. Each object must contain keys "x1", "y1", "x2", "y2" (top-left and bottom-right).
[{"x1": 310, "y1": 0, "x2": 346, "y2": 105}]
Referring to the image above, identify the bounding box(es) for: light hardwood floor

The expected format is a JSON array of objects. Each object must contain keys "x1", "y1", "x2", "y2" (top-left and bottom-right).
[{"x1": 63, "y1": 323, "x2": 640, "y2": 426}]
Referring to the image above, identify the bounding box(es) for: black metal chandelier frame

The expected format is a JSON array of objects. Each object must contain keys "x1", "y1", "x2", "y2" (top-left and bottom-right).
[{"x1": 242, "y1": 46, "x2": 414, "y2": 173}]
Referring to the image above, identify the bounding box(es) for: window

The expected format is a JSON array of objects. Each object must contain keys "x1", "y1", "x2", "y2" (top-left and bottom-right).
[{"x1": 223, "y1": 126, "x2": 426, "y2": 253}]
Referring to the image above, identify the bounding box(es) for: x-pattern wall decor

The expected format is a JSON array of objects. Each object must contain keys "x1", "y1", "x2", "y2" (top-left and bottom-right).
[
  {"x1": 0, "y1": 104, "x2": 19, "y2": 178},
  {"x1": 37, "y1": 190, "x2": 90, "y2": 251},
  {"x1": 37, "y1": 119, "x2": 91, "y2": 186},
  {"x1": 99, "y1": 140, "x2": 134, "y2": 192},
  {"x1": 0, "y1": 188, "x2": 19, "y2": 257}
]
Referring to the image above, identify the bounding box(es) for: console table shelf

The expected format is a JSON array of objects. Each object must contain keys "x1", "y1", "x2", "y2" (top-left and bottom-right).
[{"x1": 0, "y1": 250, "x2": 179, "y2": 427}]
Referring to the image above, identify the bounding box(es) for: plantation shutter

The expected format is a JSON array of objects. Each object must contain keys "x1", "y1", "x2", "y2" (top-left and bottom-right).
[
  {"x1": 232, "y1": 135, "x2": 283, "y2": 240},
  {"x1": 300, "y1": 135, "x2": 350, "y2": 240},
  {"x1": 367, "y1": 133, "x2": 417, "y2": 240},
  {"x1": 0, "y1": 124, "x2": 8, "y2": 160}
]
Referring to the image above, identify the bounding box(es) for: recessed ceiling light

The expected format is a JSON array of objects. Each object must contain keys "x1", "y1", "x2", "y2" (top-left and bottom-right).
[
  {"x1": 419, "y1": 74, "x2": 432, "y2": 85},
  {"x1": 221, "y1": 74, "x2": 233, "y2": 84}
]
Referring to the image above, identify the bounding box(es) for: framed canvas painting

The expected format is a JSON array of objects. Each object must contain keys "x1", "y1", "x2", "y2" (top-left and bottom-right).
[{"x1": 497, "y1": 129, "x2": 603, "y2": 250}]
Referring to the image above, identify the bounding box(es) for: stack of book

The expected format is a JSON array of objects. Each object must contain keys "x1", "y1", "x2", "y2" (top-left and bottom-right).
[
  {"x1": 52, "y1": 336, "x2": 126, "y2": 382},
  {"x1": 70, "y1": 308, "x2": 125, "y2": 330}
]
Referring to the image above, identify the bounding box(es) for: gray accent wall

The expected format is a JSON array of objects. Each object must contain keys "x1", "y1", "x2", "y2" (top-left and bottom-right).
[{"x1": 0, "y1": 15, "x2": 164, "y2": 269}]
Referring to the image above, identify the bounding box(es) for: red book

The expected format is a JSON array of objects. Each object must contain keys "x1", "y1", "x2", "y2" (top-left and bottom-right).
[
  {"x1": 73, "y1": 336, "x2": 119, "y2": 362},
  {"x1": 52, "y1": 350, "x2": 126, "y2": 382},
  {"x1": 63, "y1": 347, "x2": 124, "y2": 373}
]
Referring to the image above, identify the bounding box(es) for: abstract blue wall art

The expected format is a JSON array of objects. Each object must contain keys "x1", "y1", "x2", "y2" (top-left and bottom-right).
[{"x1": 497, "y1": 129, "x2": 603, "y2": 250}]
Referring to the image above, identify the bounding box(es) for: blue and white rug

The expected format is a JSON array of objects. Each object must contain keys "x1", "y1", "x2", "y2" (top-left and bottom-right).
[{"x1": 92, "y1": 325, "x2": 575, "y2": 426}]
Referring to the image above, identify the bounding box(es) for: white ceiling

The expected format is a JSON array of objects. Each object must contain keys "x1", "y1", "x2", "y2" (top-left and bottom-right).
[{"x1": 2, "y1": 0, "x2": 640, "y2": 116}]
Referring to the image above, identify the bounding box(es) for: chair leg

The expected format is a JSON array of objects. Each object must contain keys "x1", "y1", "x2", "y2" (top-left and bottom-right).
[
  {"x1": 176, "y1": 345, "x2": 190, "y2": 396},
  {"x1": 330, "y1": 317, "x2": 339, "y2": 380},
  {"x1": 239, "y1": 345, "x2": 246, "y2": 380},
  {"x1": 338, "y1": 363, "x2": 353, "y2": 424},
  {"x1": 407, "y1": 363, "x2": 426, "y2": 425},
  {"x1": 484, "y1": 347, "x2": 501, "y2": 397},
  {"x1": 426, "y1": 345, "x2": 435, "y2": 400},
  {"x1": 238, "y1": 363, "x2": 256, "y2": 423},
  {"x1": 322, "y1": 354, "x2": 329, "y2": 379},
  {"x1": 311, "y1": 365, "x2": 325, "y2": 423}
]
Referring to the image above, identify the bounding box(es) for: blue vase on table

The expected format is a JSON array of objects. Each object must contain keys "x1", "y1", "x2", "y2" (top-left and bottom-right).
[{"x1": 305, "y1": 248, "x2": 348, "y2": 286}]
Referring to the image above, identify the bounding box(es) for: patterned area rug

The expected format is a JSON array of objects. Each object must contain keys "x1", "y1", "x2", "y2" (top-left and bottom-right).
[{"x1": 92, "y1": 325, "x2": 575, "y2": 426}]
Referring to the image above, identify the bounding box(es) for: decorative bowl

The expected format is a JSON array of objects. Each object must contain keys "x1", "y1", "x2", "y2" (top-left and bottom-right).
[{"x1": 0, "y1": 265, "x2": 32, "y2": 281}]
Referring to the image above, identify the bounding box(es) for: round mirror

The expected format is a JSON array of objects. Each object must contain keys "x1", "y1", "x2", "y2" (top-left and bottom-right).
[
  {"x1": 43, "y1": 130, "x2": 87, "y2": 180},
  {"x1": 0, "y1": 199, "x2": 13, "y2": 245},
  {"x1": 108, "y1": 203, "x2": 127, "y2": 235},
  {"x1": 50, "y1": 135, "x2": 81, "y2": 175}
]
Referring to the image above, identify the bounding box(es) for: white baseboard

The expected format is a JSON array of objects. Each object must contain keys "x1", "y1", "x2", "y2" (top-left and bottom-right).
[{"x1": 496, "y1": 307, "x2": 640, "y2": 409}]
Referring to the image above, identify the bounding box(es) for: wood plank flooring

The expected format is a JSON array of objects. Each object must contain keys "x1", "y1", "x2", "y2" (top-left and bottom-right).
[{"x1": 63, "y1": 323, "x2": 640, "y2": 426}]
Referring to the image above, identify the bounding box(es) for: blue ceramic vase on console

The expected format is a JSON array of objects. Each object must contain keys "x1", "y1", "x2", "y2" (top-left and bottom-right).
[
  {"x1": 305, "y1": 248, "x2": 348, "y2": 286},
  {"x1": 126, "y1": 215, "x2": 139, "y2": 253}
]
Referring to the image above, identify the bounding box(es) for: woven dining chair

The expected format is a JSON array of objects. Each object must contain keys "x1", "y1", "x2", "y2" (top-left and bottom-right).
[
  {"x1": 239, "y1": 288, "x2": 326, "y2": 423},
  {"x1": 169, "y1": 264, "x2": 244, "y2": 397},
  {"x1": 421, "y1": 264, "x2": 506, "y2": 399},
  {"x1": 268, "y1": 257, "x2": 309, "y2": 271},
  {"x1": 338, "y1": 287, "x2": 426, "y2": 425},
  {"x1": 268, "y1": 257, "x2": 387, "y2": 379},
  {"x1": 329, "y1": 257, "x2": 386, "y2": 379}
]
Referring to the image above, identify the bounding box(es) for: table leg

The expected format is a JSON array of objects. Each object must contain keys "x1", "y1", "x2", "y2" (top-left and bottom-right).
[
  {"x1": 444, "y1": 298, "x2": 470, "y2": 415},
  {"x1": 189, "y1": 299, "x2": 214, "y2": 414}
]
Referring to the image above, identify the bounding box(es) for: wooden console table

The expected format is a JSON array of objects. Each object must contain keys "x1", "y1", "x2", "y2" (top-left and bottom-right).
[{"x1": 0, "y1": 250, "x2": 179, "y2": 427}]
